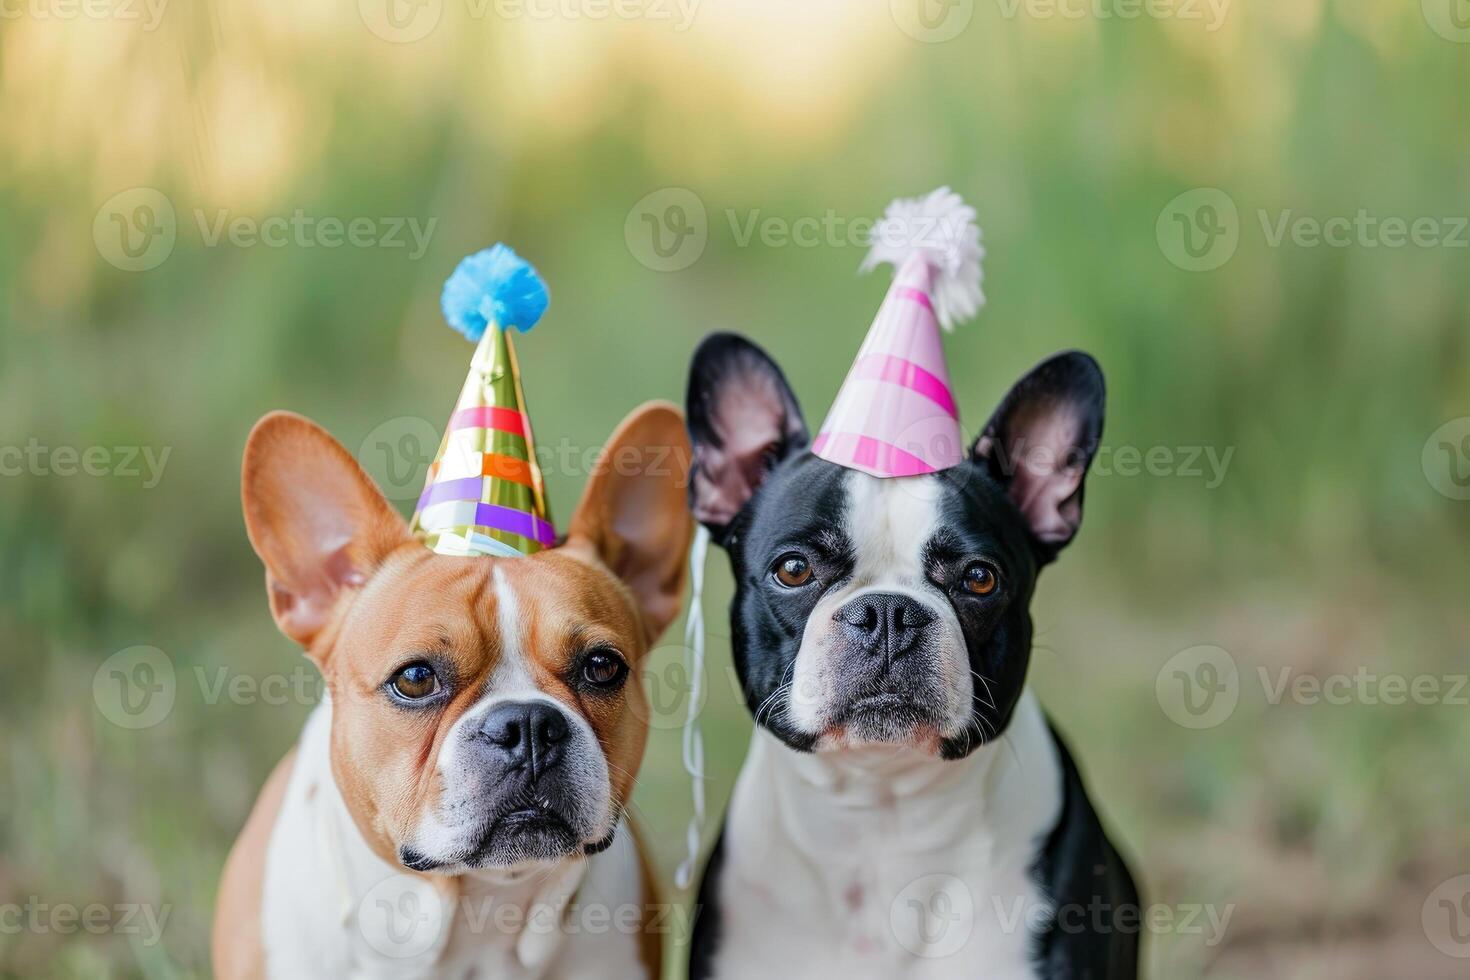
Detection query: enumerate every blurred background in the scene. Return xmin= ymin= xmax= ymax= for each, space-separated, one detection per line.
xmin=2 ymin=0 xmax=1468 ymax=976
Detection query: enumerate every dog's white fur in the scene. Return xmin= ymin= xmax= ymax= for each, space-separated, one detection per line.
xmin=712 ymin=695 xmax=1061 ymax=979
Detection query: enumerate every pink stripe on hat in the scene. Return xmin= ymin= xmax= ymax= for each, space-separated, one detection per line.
xmin=812 ymin=432 xmax=933 ymax=478
xmin=846 ymin=352 xmax=958 ymax=419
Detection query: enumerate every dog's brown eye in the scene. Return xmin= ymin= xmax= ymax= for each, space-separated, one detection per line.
xmin=391 ymin=663 xmax=439 ymax=700
xmin=582 ymin=650 xmax=627 ymax=689
xmin=961 ymin=563 xmax=998 ymax=596
xmin=774 ymin=554 xmax=813 ymax=588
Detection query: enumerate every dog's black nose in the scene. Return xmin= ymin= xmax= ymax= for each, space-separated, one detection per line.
xmin=837 ymin=592 xmax=934 ymax=663
xmin=479 ymin=701 xmax=570 ymax=781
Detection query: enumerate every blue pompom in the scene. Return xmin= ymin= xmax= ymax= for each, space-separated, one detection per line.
xmin=440 ymin=244 xmax=549 ymax=340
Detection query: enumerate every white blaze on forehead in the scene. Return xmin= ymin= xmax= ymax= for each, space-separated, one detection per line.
xmin=842 ymin=472 xmax=942 ymax=588
xmin=487 ymin=565 xmax=541 ymax=699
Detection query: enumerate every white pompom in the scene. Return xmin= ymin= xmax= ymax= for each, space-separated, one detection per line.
xmin=860 ymin=186 xmax=985 ymax=331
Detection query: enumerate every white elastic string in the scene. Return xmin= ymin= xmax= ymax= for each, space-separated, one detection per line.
xmin=674 ymin=524 xmax=710 ymax=891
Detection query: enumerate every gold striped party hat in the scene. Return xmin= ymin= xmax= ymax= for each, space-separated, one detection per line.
xmin=410 ymin=244 xmax=554 ymax=557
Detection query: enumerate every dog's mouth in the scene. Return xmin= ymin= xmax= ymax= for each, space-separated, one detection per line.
xmin=471 ymin=802 xmax=581 ymax=864
xmin=824 ymin=688 xmax=946 ymax=750
xmin=403 ymin=798 xmax=607 ymax=873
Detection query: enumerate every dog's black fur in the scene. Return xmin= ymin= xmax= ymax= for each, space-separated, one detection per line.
xmin=684 ymin=333 xmax=1140 ymax=979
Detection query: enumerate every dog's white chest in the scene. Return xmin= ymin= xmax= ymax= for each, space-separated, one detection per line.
xmin=709 ymin=692 xmax=1062 ymax=980
xmin=258 ymin=704 xmax=648 ymax=980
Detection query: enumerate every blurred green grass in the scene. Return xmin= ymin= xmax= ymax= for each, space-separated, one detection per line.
xmin=2 ymin=1 xmax=1469 ymax=976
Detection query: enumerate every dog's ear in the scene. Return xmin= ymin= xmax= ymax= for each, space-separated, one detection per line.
xmin=566 ymin=401 xmax=695 ymax=645
xmin=242 ymin=411 xmax=412 ymax=650
xmin=971 ymin=351 xmax=1105 ymax=563
xmin=684 ymin=332 xmax=808 ymax=543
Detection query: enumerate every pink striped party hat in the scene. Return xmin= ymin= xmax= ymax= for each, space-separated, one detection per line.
xmin=812 ymin=187 xmax=985 ymax=478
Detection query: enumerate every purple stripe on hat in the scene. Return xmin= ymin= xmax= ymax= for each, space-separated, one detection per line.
xmin=471 ymin=503 xmax=557 ymax=546
xmin=894 ymin=285 xmax=934 ymax=313
xmin=848 ymin=353 xmax=959 ymax=419
xmin=416 ymin=476 xmax=487 ymax=512
xmin=417 ymin=498 xmax=556 ymax=547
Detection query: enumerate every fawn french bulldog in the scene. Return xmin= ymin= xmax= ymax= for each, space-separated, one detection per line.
xmin=212 ymin=402 xmax=692 ymax=979
xmin=683 ymin=334 xmax=1140 ymax=979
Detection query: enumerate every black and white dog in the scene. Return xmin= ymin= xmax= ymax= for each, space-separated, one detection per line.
xmin=684 ymin=333 xmax=1140 ymax=979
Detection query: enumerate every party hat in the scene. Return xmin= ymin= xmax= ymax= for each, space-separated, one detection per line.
xmin=812 ymin=187 xmax=985 ymax=477
xmin=410 ymin=244 xmax=555 ymax=557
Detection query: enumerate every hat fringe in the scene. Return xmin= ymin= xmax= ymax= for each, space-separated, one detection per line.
xmin=860 ymin=186 xmax=985 ymax=331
